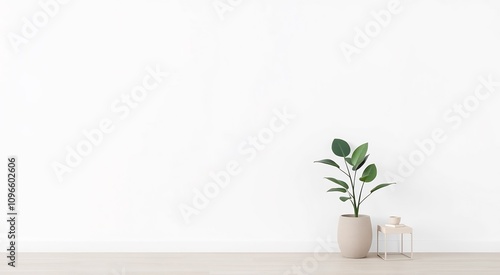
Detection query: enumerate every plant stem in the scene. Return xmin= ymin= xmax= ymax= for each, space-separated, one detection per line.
xmin=353 ymin=170 xmax=358 ymax=213
xmin=359 ymin=192 xmax=372 ymax=205
xmin=358 ymin=181 xmax=366 ymax=210
xmin=344 ymin=158 xmax=357 ymax=216
xmin=338 ymin=168 xmax=350 ymax=178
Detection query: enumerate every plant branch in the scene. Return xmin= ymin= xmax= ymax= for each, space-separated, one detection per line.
xmin=358 ymin=181 xmax=366 ymax=209
xmin=344 ymin=158 xmax=357 ymax=215
xmin=359 ymin=192 xmax=373 ymax=205
xmin=337 ymin=167 xmax=350 ymax=178
xmin=353 ymin=169 xmax=358 ymax=206
xmin=343 ymin=159 xmax=354 ymax=190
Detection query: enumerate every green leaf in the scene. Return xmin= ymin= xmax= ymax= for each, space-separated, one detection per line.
xmin=370 ymin=183 xmax=395 ymax=193
xmin=345 ymin=157 xmax=353 ymax=166
xmin=314 ymin=159 xmax=339 ymax=168
xmin=351 ymin=143 xmax=368 ymax=167
xmin=325 ymin=177 xmax=349 ymax=189
xmin=360 ymin=164 xmax=377 ymax=182
xmin=327 ymin=188 xmax=347 ymax=193
xmin=352 ymin=154 xmax=369 ymax=171
xmin=332 ymin=138 xmax=351 ymax=157
xmin=339 ymin=196 xmax=351 ymax=202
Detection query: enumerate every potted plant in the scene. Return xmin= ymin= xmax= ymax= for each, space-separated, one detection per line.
xmin=315 ymin=138 xmax=395 ymax=258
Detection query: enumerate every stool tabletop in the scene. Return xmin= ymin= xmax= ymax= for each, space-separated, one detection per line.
xmin=378 ymin=225 xmax=413 ymax=234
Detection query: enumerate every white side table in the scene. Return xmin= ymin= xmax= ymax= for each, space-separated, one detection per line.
xmin=377 ymin=225 xmax=413 ymax=260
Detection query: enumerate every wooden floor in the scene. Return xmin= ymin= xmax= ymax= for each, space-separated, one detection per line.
xmin=1 ymin=253 xmax=499 ymax=274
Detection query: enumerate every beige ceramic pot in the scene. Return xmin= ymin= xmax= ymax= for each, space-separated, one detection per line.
xmin=337 ymin=214 xmax=372 ymax=258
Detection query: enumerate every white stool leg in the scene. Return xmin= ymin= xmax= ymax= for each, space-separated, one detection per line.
xmin=411 ymin=232 xmax=413 ymax=259
xmin=384 ymin=233 xmax=387 ymax=260
xmin=401 ymin=233 xmax=403 ymax=254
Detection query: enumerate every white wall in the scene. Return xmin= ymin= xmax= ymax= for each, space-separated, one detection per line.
xmin=1 ymin=0 xmax=500 ymax=253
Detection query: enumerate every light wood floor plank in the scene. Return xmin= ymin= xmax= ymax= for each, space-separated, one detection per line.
xmin=0 ymin=253 xmax=499 ymax=274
